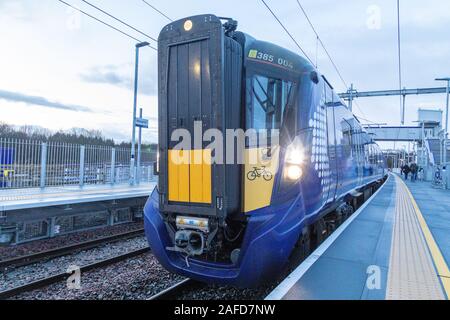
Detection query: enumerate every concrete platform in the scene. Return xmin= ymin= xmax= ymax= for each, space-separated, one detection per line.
xmin=0 ymin=182 xmax=156 ymax=212
xmin=266 ymin=174 xmax=450 ymax=300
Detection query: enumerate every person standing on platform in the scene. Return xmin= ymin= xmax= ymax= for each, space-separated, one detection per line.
xmin=410 ymin=162 xmax=418 ymax=181
xmin=418 ymin=166 xmax=424 ymax=181
xmin=401 ymin=163 xmax=410 ymax=180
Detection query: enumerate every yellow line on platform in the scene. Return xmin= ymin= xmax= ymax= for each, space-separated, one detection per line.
xmin=397 ymin=176 xmax=450 ymax=299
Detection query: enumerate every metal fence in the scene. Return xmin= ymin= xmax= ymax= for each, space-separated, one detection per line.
xmin=0 ymin=138 xmax=156 ymax=189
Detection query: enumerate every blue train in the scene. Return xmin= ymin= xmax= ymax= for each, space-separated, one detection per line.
xmin=144 ymin=14 xmax=387 ymax=287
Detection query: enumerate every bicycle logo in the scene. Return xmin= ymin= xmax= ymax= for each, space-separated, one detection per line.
xmin=246 ymin=166 xmax=273 ymax=181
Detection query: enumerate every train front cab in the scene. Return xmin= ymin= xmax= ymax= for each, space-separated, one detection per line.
xmin=144 ymin=14 xmax=312 ymax=287
xmin=144 ymin=14 xmax=387 ymax=288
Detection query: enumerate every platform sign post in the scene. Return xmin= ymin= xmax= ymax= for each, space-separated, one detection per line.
xmin=135 ymin=117 xmax=149 ymax=128
xmin=130 ymin=42 xmax=150 ymax=186
xmin=135 ymin=109 xmax=149 ymax=185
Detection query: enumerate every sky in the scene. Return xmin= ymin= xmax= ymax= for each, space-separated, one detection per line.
xmin=0 ymin=0 xmax=449 ymax=146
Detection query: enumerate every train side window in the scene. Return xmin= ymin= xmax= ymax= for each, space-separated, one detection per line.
xmin=369 ymin=144 xmax=376 ymax=165
xmin=342 ymin=122 xmax=352 ymax=157
xmin=353 ymin=126 xmax=364 ymax=165
xmin=325 ymin=82 xmax=333 ymax=104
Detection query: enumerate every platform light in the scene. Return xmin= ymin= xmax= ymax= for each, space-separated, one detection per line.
xmin=184 ymin=19 xmax=193 ymax=31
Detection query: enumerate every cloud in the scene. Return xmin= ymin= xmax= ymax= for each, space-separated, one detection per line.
xmin=0 ymin=0 xmax=29 ymax=20
xmin=0 ymin=89 xmax=93 ymax=112
xmin=79 ymin=64 xmax=157 ymax=96
xmin=80 ymin=65 xmax=129 ymax=87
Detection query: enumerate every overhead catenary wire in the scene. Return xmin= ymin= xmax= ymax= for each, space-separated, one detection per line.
xmin=56 ymin=0 xmax=157 ymax=50
xmin=397 ymin=0 xmax=403 ymax=124
xmin=81 ymin=0 xmax=158 ymax=42
xmin=295 ymin=0 xmax=348 ymax=89
xmin=393 ymin=0 xmax=403 ymax=150
xmin=356 ymin=114 xmax=380 ymax=125
xmin=294 ymin=1 xmax=369 ymax=119
xmin=141 ymin=0 xmax=173 ymax=21
xmin=315 ymin=35 xmax=319 ymax=68
xmin=353 ymin=100 xmax=369 ymax=120
xmin=260 ymin=0 xmax=315 ymax=66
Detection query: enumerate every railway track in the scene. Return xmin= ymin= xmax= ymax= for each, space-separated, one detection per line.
xmin=0 ymin=246 xmax=150 ymax=300
xmin=148 ymin=278 xmax=203 ymax=300
xmin=0 ymin=228 xmax=145 ymax=269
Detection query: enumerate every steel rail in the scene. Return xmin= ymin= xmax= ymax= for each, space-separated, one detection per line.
xmin=148 ymin=278 xmax=202 ymax=300
xmin=0 ymin=228 xmax=145 ymax=269
xmin=0 ymin=246 xmax=150 ymax=300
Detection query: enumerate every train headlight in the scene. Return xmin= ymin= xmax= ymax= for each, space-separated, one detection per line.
xmin=286 ymin=165 xmax=303 ymax=180
xmin=284 ymin=138 xmax=305 ymax=181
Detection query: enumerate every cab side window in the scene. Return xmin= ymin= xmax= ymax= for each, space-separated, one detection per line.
xmin=246 ymin=73 xmax=296 ymax=146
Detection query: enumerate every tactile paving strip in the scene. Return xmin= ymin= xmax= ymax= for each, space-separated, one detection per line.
xmin=386 ymin=176 xmax=445 ymax=300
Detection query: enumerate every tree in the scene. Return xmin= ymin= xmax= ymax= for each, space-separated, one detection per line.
xmin=0 ymin=122 xmax=157 ymax=151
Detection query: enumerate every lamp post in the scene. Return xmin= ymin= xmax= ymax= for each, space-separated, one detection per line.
xmin=130 ymin=42 xmax=150 ymax=185
xmin=347 ymin=83 xmax=354 ymax=112
xmin=438 ymin=129 xmax=445 ymax=167
xmin=435 ymin=77 xmax=450 ymax=189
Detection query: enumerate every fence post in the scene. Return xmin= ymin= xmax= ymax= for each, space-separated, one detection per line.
xmin=110 ymin=148 xmax=116 ymax=185
xmin=40 ymin=142 xmax=47 ymax=189
xmin=79 ymin=145 xmax=85 ymax=187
